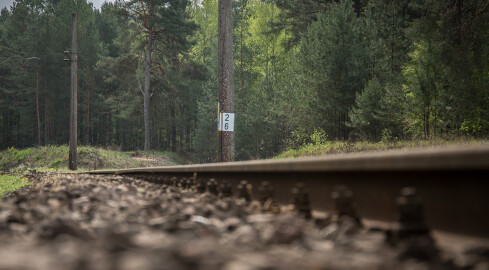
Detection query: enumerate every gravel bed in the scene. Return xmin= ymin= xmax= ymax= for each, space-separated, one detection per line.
xmin=0 ymin=172 xmax=487 ymax=270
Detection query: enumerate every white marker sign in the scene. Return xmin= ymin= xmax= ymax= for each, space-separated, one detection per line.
xmin=218 ymin=112 xmax=235 ymax=132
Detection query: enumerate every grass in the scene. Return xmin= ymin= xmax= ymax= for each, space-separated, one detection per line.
xmin=0 ymin=175 xmax=29 ymax=198
xmin=274 ymin=138 xmax=489 ymax=159
xmin=0 ymin=145 xmax=184 ymax=197
xmin=0 ymin=145 xmax=183 ymax=174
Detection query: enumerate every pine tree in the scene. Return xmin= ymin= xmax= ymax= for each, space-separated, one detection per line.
xmin=403 ymin=0 xmax=489 ymax=137
xmin=124 ymin=0 xmax=197 ymax=150
xmin=348 ymin=0 xmax=411 ymax=140
xmin=298 ymin=0 xmax=367 ymax=139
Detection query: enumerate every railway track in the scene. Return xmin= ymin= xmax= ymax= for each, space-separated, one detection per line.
xmin=89 ymin=145 xmax=489 ymax=239
xmin=2 ymin=145 xmax=489 ymax=269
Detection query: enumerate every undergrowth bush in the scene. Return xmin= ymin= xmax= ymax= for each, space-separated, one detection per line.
xmin=0 ymin=175 xmax=29 ymax=198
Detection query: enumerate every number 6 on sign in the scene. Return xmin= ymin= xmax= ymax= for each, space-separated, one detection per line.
xmin=218 ymin=112 xmax=235 ymax=132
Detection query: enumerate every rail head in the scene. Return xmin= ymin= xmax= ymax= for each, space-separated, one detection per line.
xmin=84 ymin=144 xmax=489 ymax=175
xmin=81 ymin=144 xmax=489 ymax=238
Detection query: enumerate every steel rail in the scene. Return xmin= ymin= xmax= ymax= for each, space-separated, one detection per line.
xmin=86 ymin=145 xmax=489 ymax=238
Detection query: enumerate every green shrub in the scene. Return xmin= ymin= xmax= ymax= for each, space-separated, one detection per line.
xmin=14 ymin=149 xmax=32 ymax=162
xmin=49 ymin=158 xmax=62 ymax=169
xmin=0 ymin=175 xmax=29 ymax=198
xmin=310 ymin=129 xmax=327 ymax=146
xmin=381 ymin=129 xmax=397 ymax=143
xmin=287 ymin=128 xmax=328 ymax=149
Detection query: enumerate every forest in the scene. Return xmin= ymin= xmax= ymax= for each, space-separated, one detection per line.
xmin=1 ymin=0 xmax=488 ymax=162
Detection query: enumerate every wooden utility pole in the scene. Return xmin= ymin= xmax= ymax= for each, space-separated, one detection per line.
xmin=35 ymin=60 xmax=40 ymax=147
xmin=26 ymin=56 xmax=41 ymax=147
xmin=69 ymin=13 xmax=78 ymax=170
xmin=218 ymin=0 xmax=234 ymax=162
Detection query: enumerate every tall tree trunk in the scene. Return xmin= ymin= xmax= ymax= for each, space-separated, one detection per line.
xmin=108 ymin=112 xmax=112 ymax=146
xmin=0 ymin=109 xmax=3 ymax=147
xmin=101 ymin=114 xmax=106 ymax=146
xmin=86 ymin=65 xmax=91 ymax=145
xmin=144 ymin=31 xmax=152 ymax=151
xmin=35 ymin=62 xmax=41 ymax=146
xmin=171 ymin=105 xmax=176 ymax=151
xmin=240 ymin=23 xmax=244 ymax=88
xmin=218 ymin=0 xmax=234 ymax=161
xmin=44 ymin=92 xmax=49 ymax=145
xmin=16 ymin=111 xmax=20 ymax=146
xmin=203 ymin=10 xmax=207 ymax=63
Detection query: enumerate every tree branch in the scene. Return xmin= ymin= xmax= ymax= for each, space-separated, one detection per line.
xmin=171 ymin=55 xmax=186 ymax=68
xmin=150 ymin=64 xmax=165 ymax=73
xmin=128 ymin=55 xmax=143 ymax=64
xmin=137 ymin=77 xmax=144 ymax=96
xmin=475 ymin=1 xmax=489 ymax=17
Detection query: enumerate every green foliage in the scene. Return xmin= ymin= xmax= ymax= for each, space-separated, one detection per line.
xmin=348 ymin=77 xmax=405 ymax=141
xmin=0 ymin=175 xmax=29 ymax=198
xmin=287 ymin=128 xmax=327 ymax=149
xmin=0 ymin=0 xmax=201 ymax=153
xmin=275 ymin=139 xmax=487 ymax=159
xmin=274 ymin=0 xmax=367 ymax=47
xmin=48 ymin=158 xmax=62 ymax=169
xmin=402 ymin=0 xmax=489 ymax=138
xmin=190 ymin=0 xmax=219 ymax=162
xmin=286 ymin=127 xmax=309 ymax=149
xmin=193 ymin=85 xmax=218 ymax=162
xmin=296 ymin=0 xmax=368 ymax=140
xmin=14 ymin=149 xmax=32 ymax=162
xmin=349 ymin=77 xmax=385 ymax=140
xmin=347 ymin=0 xmax=410 ymax=141
xmin=380 ymin=128 xmax=397 ymax=143
xmin=460 ymin=109 xmax=489 ymax=136
xmin=1 ymin=0 xmax=488 ymax=163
